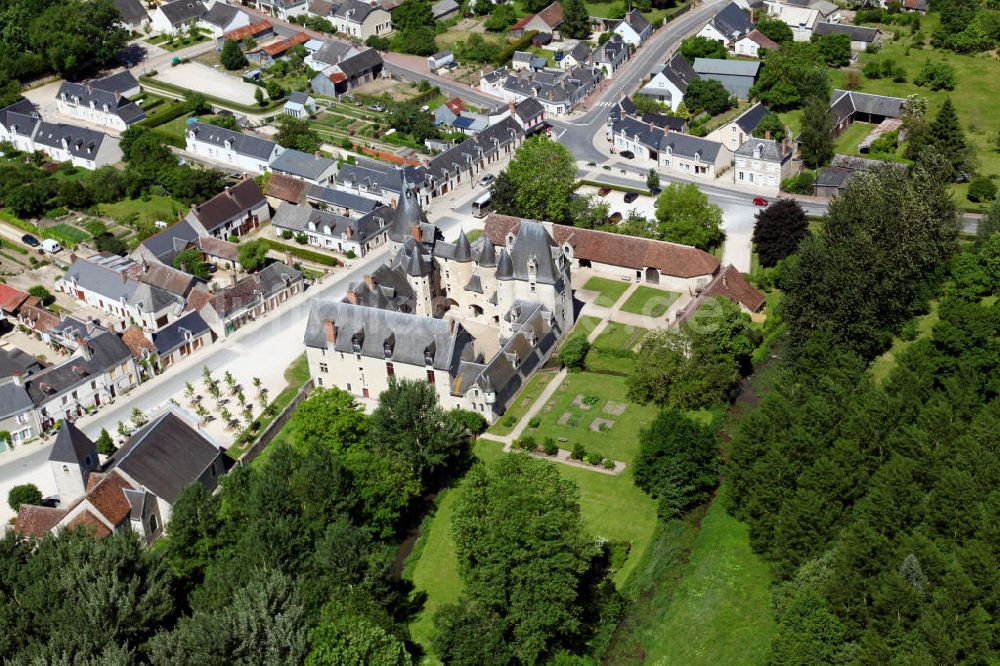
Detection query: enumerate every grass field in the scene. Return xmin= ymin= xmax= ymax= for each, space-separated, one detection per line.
xmin=485 ymin=370 xmax=558 ymax=436
xmin=620 ymin=286 xmax=681 ymax=318
xmin=583 ymin=275 xmax=631 ymax=307
xmin=47 ymin=223 xmax=90 ymax=244
xmin=607 ymin=487 xmax=775 ymax=665
xmin=835 ymin=14 xmax=1000 ymax=209
xmin=99 ymin=196 xmax=183 ymax=225
xmin=833 ymin=121 xmax=876 ymax=156
xmin=592 ymin=321 xmax=646 ymax=352
xmin=405 ymin=437 xmax=659 ymax=663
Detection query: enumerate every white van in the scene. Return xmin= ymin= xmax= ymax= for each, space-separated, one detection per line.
xmin=40 ymin=239 xmax=62 ymax=254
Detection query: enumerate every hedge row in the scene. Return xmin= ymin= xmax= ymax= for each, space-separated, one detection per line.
xmin=262 ymin=239 xmax=339 ymax=267
xmin=494 ymin=30 xmax=539 ymax=67
xmin=138 ymin=76 xmax=287 ymax=115
xmin=0 ymin=210 xmax=81 ymax=248
xmin=140 ymin=100 xmax=189 ymax=129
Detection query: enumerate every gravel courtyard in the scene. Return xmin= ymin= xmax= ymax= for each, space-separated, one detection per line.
xmin=152 ymin=62 xmax=259 ymax=106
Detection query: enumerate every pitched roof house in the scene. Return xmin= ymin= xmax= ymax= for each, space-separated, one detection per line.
xmin=184 ymin=122 xmax=284 ymax=175
xmin=185 ymin=177 xmax=271 ymax=239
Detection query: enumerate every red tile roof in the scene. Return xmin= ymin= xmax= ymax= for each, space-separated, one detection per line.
xmin=86 ymin=470 xmax=134 ymax=527
xmin=260 ymin=31 xmax=310 ymax=57
xmin=510 ymin=14 xmax=533 ymax=30
xmin=18 ymin=301 xmax=60 ymax=334
xmin=195 ymin=236 xmax=239 ymax=262
xmin=121 ymin=326 xmax=156 ymax=359
xmin=536 ymin=1 xmax=564 ymax=28
xmin=484 ymin=214 xmax=720 ymax=278
xmin=445 ymin=97 xmax=466 ymax=114
xmin=223 ymin=19 xmax=272 ymax=42
xmin=66 ymin=509 xmax=113 ymax=539
xmin=328 ymin=71 xmax=348 ymax=83
xmin=265 ymin=172 xmax=308 ymax=204
xmin=14 ymin=505 xmax=67 ymax=539
xmin=700 ymin=264 xmax=765 ymax=312
xmin=0 ymin=283 xmax=29 ymax=313
xmin=745 ymin=29 xmax=779 ymax=50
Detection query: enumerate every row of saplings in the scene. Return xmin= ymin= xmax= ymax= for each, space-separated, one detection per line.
xmin=512 ymin=424 xmax=616 ymax=469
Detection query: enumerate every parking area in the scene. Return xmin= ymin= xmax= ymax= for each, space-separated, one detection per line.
xmin=152 ymin=62 xmax=259 ymax=106
xmin=578 ymin=184 xmax=658 ymax=221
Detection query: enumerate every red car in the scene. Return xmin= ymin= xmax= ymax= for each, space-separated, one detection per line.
xmin=598 ymin=187 xmax=611 ymax=197
xmin=753 ymin=196 xmax=769 ymax=206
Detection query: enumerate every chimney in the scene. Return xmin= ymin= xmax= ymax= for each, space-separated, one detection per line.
xmin=12 ymin=371 xmax=22 ymax=387
xmin=324 ymin=320 xmax=337 ymax=342
xmin=764 ymin=130 xmax=771 ymax=140
xmin=115 ymin=90 xmax=121 ymax=102
xmin=411 ymin=224 xmax=422 ymax=243
xmin=345 ymin=291 xmax=358 ymax=304
xmin=448 ymin=318 xmax=455 ymax=334
xmin=363 ymin=275 xmax=375 ymax=290
xmin=508 ymin=100 xmax=516 ymax=115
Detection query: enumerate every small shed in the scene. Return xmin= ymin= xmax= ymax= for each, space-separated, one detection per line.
xmin=427 ymin=50 xmax=455 ymax=69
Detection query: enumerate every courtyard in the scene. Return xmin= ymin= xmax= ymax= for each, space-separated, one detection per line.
xmin=151 ymin=62 xmax=260 ymax=106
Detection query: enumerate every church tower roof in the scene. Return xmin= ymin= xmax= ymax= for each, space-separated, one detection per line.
xmin=389 ymin=175 xmax=428 ymax=243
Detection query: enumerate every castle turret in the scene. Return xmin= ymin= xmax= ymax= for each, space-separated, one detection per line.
xmin=478 ymin=236 xmax=497 ymax=267
xmin=453 ymin=230 xmax=473 ymax=262
xmin=389 ymin=175 xmax=429 ymax=252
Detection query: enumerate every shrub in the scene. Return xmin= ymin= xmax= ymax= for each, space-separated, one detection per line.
xmin=558 ymin=333 xmax=590 ymax=371
xmin=603 ymin=458 xmax=616 ymax=469
xmin=345 ymin=250 xmax=357 ymax=259
xmin=450 ymin=408 xmax=487 ymax=434
xmin=527 ymin=416 xmax=541 ymax=428
xmin=294 ymin=232 xmax=308 ymax=244
xmin=542 ymin=437 xmax=559 ymax=455
xmin=501 ymin=415 xmax=517 ymax=428
xmin=586 ymin=452 xmax=603 ymax=466
xmin=967 ymin=176 xmax=997 ymax=203
xmin=782 ymin=171 xmax=816 ymax=195
xmin=899 ymin=319 xmax=920 ymax=341
xmin=8 ymin=483 xmax=41 ymax=511
xmin=515 ymin=434 xmax=537 ymax=451
xmin=281 ymin=229 xmax=293 ymax=240
xmin=571 ymin=443 xmax=586 ymax=460
xmin=582 ymin=394 xmax=600 ymax=406
xmin=27 ymin=285 xmax=52 ymax=304
xmin=914 ymin=61 xmax=956 ymax=91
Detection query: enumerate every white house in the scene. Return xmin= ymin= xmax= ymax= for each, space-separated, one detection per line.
xmin=113 ymin=0 xmax=151 ymax=31
xmin=150 ymin=0 xmax=207 ymax=34
xmin=696 ymin=2 xmax=754 ymax=50
xmin=55 ymin=72 xmax=145 ymax=132
xmin=32 ymin=123 xmax=122 ymax=170
xmin=613 ymin=8 xmax=652 ymax=46
xmin=640 ymin=53 xmax=698 ymax=111
xmin=184 ymin=122 xmax=284 ymax=174
xmin=332 ymin=0 xmax=392 ymax=40
xmin=269 ymin=148 xmax=337 ymax=186
xmin=735 ymin=28 xmax=779 ymax=57
xmin=198 ymin=2 xmax=252 ymax=37
xmin=765 ymin=3 xmax=819 ymax=41
xmin=283 ymin=91 xmax=317 ymax=118
xmin=733 ymin=137 xmax=794 ymax=194
xmin=246 ymin=0 xmax=310 ymax=20
xmin=272 ymin=202 xmax=392 ymax=256
xmin=658 ymin=132 xmax=732 ymax=180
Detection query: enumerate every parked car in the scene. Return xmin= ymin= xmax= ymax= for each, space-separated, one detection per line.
xmin=753 ymin=196 xmax=769 ymax=206
xmin=40 ymin=239 xmax=62 ymax=254
xmin=623 ymin=192 xmax=639 ymax=203
xmin=607 ymin=212 xmax=623 ymax=225
xmin=649 ymin=186 xmax=662 ymax=196
xmin=21 ymin=234 xmax=39 ymax=247
xmin=479 ymin=173 xmax=496 ymax=187
xmin=367 ymin=104 xmax=385 ymax=112
xmin=598 ymin=186 xmax=611 ymax=197
xmin=619 ymin=150 xmax=635 ymax=159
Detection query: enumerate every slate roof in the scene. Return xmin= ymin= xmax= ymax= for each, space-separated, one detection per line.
xmin=485 ymin=215 xmax=720 ymax=278
xmin=26 ymin=333 xmax=133 ymax=406
xmin=735 ymin=136 xmax=784 ymax=161
xmin=814 ymin=22 xmax=880 ymax=42
xmin=659 ymin=52 xmax=699 ymax=93
xmin=568 ymin=42 xmax=591 ymax=64
xmin=508 ymin=221 xmax=561 ymax=284
xmin=307 ymin=185 xmax=382 ymax=213
xmin=186 ymin=122 xmax=278 ymax=160
xmin=711 ymin=2 xmax=753 ymax=38
xmin=304 ymin=299 xmax=475 ymax=371
xmin=640 ymin=112 xmax=686 ymax=131
xmin=33 ymin=123 xmax=114 ymax=160
xmin=0 ymin=347 xmax=42 ymax=380
xmin=189 ymin=178 xmax=267 ymax=234
xmin=0 ymin=383 xmax=34 ymax=420
xmin=611 ymin=115 xmax=665 ymax=151
xmin=49 ymin=420 xmax=97 ymax=465
xmin=828 ymin=89 xmax=905 ymax=125
xmin=334 ymin=0 xmax=380 ymax=21
xmin=152 ymin=311 xmax=211 ymax=356
xmin=137 ymin=219 xmax=201 ymax=264
xmin=91 ymin=71 xmax=140 ymax=96
xmin=287 ymin=91 xmax=312 ymax=106
xmin=195 ymin=236 xmax=240 ymax=262
xmin=201 ymin=2 xmax=246 ymax=27
xmin=207 ymin=262 xmax=302 ymax=319
xmin=271 ymin=202 xmax=390 ymax=243
xmin=310 ymin=40 xmax=357 ymax=67
xmin=734 ymin=102 xmax=769 ymax=134
xmin=515 ymin=97 xmax=545 ymax=122
xmin=693 ymin=57 xmax=760 ymax=77
xmin=345 ymin=263 xmax=416 ymax=312
xmin=660 ymin=131 xmax=725 ymax=162
xmin=158 ymin=0 xmax=207 ymax=25
xmin=269 ymin=148 xmax=335 ymax=181
xmin=63 ymin=257 xmax=184 ymax=313
xmin=0 ymin=99 xmax=38 ymax=134
xmin=623 ymin=8 xmax=651 ymax=34
xmin=113 ymin=0 xmax=149 ymax=23
xmin=426 ymin=117 xmax=524 ymax=184
xmin=815 ymin=165 xmax=853 ymax=188
xmin=127 ymin=262 xmax=200 ymax=297
xmin=109 ymin=411 xmax=221 ymax=505
xmin=334 ymin=48 xmax=383 ymax=78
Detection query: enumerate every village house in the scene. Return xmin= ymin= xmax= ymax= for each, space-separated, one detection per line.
xmin=185 ymin=177 xmax=272 ymax=240
xmin=113 ymin=0 xmax=150 ymax=31
xmin=734 ymin=28 xmax=779 ymax=57
xmin=334 ymin=159 xmax=432 ymax=206
xmin=32 ymin=122 xmax=122 ymax=170
xmin=696 ymin=2 xmax=754 ymax=50
xmin=268 ymin=148 xmax=336 ymax=185
xmin=0 ymin=380 xmax=42 ymax=447
xmin=55 ymin=71 xmax=145 ymax=131
xmin=271 ymin=202 xmax=392 ymax=256
xmin=150 ymin=0 xmax=207 ymax=34
xmin=612 ymin=8 xmax=653 ymax=46
xmin=310 ymin=48 xmax=384 ymax=97
xmin=332 ymin=0 xmax=392 ymax=40
xmin=198 ymin=2 xmax=252 ymax=37
xmin=594 ymin=37 xmax=627 ymax=76
xmin=509 ymin=2 xmax=564 ymax=38
xmin=424 ymin=117 xmax=525 ymax=197
xmin=640 ymin=53 xmax=698 ymax=111
xmin=246 ymin=0 xmax=310 ymax=20
xmin=184 ymin=122 xmax=284 ymax=174
xmin=765 ymin=2 xmax=819 ymax=41
xmin=151 ymin=310 xmax=214 ymax=370
xmin=813 ymin=22 xmax=882 ymax=51
xmin=197 ymin=262 xmax=304 ymax=336
xmin=283 ymin=91 xmax=317 ymax=119
xmin=732 ymin=137 xmax=795 ymax=194
xmin=707 ymin=101 xmax=770 ymax=151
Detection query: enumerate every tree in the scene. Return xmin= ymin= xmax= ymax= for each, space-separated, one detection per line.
xmin=798 ymin=95 xmax=834 ymax=168
xmin=27 ymin=285 xmax=51 ymax=303
xmin=173 ymin=248 xmax=211 ymax=279
xmin=914 ymin=60 xmax=956 ymax=91
xmin=7 ymin=185 xmax=47 ymax=219
xmin=646 ymin=167 xmax=660 ymax=191
xmin=631 ymin=93 xmax=665 ymax=115
xmin=237 ymin=239 xmax=271 ymax=272
xmin=369 ymin=378 xmax=466 ymax=484
xmin=184 ymin=93 xmax=210 ymax=115
xmin=443 ymin=454 xmax=600 ymax=664
xmin=290 ymin=388 xmax=370 ymax=454
xmin=484 ymin=3 xmax=518 ymax=30
xmin=679 ymin=35 xmax=728 ymax=61
xmin=812 ymin=33 xmax=851 ymax=67
xmin=751 ymin=42 xmax=830 ymax=110
xmin=654 ymin=182 xmax=725 ymax=250
xmin=96 ymin=428 xmax=116 ymax=456
xmin=488 ymin=169 xmax=517 ymax=215
xmin=968 ymin=176 xmax=997 ymax=203
xmin=674 ymin=99 xmax=691 ymax=120
xmin=901 ymin=94 xmax=930 ymax=160
xmin=307 ymin=615 xmax=412 ymax=665
xmin=752 ymin=199 xmax=809 ymax=267
xmin=753 ymin=112 xmax=786 ymax=142
xmin=8 ymin=483 xmax=42 ymax=511
xmin=927 ymin=98 xmax=968 ymax=180
xmin=221 ymin=38 xmax=248 ymax=70
xmin=633 ymin=408 xmax=720 ymax=519
xmin=390 ymin=25 xmax=438 ymax=56
xmin=255 ymin=86 xmax=266 ymax=107
xmin=502 ymin=136 xmax=577 ymax=224
xmin=683 ymin=79 xmax=732 ymax=115
xmin=561 ymin=0 xmax=590 ymax=39
xmin=756 ymin=17 xmax=794 ymax=43
xmin=392 ymin=0 xmax=434 ymax=31
xmin=557 ymin=332 xmax=590 ymax=370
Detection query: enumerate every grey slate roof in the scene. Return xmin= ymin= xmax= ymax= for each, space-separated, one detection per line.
xmin=152 ymin=311 xmax=210 ymax=356
xmin=660 ymin=52 xmax=699 ymax=93
xmin=735 ymin=137 xmax=782 ymax=160
xmin=693 ymin=57 xmax=760 ymax=77
xmin=137 ymin=219 xmax=200 ymax=264
xmin=113 ymin=0 xmax=149 ymax=22
xmin=159 ymin=0 xmax=207 ymax=25
xmin=828 ymin=90 xmax=905 ymax=125
xmin=310 ymin=40 xmax=356 ymax=67
xmin=307 ymin=185 xmax=381 ymax=213
xmin=186 ymin=122 xmax=277 ymax=160
xmin=641 ymin=112 xmax=686 ymax=131
xmin=623 ymin=8 xmax=651 ymax=34
xmin=64 ymin=258 xmax=183 ymax=313
xmin=335 ymin=48 xmax=383 ymax=78
xmin=0 ymin=383 xmax=34 ymax=421
xmin=188 ymin=177 xmax=267 ymax=234
xmin=287 ymin=91 xmax=311 ymax=106
xmin=495 ymin=248 xmax=513 ymax=280
xmin=477 ymin=236 xmax=498 ymax=267
xmin=814 ymin=22 xmax=879 ymax=41
xmin=611 ymin=115 xmax=664 ymax=150
xmin=426 ymin=117 xmax=524 ymax=183
xmin=200 ymin=2 xmax=246 ymax=27
xmin=271 ymin=202 xmax=389 ymax=242
xmin=109 ymin=411 xmax=221 ymax=505
xmin=711 ymin=2 xmax=753 ymax=38
xmin=334 ymin=0 xmax=379 ymax=22
xmin=49 ymin=421 xmax=96 ymax=465
xmin=660 ymin=132 xmax=724 ymax=162
xmin=0 ymin=99 xmax=39 ymax=134
xmin=91 ymin=71 xmax=140 ymax=96
xmin=568 ymin=42 xmax=591 ymax=63
xmin=0 ymin=348 xmax=42 ymax=381
xmin=515 ymin=97 xmax=545 ymax=122
xmin=304 ymin=299 xmax=474 ymax=371
xmin=735 ymin=102 xmax=769 ymax=134
xmin=453 ymin=230 xmax=473 ymax=262
xmin=346 ymin=263 xmax=416 ymax=312
xmin=26 ymin=332 xmax=133 ymax=406
xmin=508 ymin=220 xmax=560 ymax=285
xmin=57 ymin=80 xmax=145 ymax=125
xmin=269 ymin=148 xmax=335 ymax=181
xmin=33 ymin=123 xmax=113 ymax=160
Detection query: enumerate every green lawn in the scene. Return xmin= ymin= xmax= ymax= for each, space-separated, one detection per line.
xmin=833 ymin=121 xmax=875 ymax=156
xmin=465 ymin=228 xmax=483 ymax=243
xmin=869 ymin=301 xmax=939 ymax=384
xmin=583 ymin=276 xmax=631 ymax=307
xmin=619 ymin=286 xmax=681 ymax=318
xmin=607 ymin=487 xmax=775 ymax=665
xmin=485 ymin=370 xmax=558 ymax=437
xmin=47 ymin=223 xmax=90 ymax=244
xmin=522 ymin=371 xmax=658 ymax=464
xmin=156 ymin=113 xmax=195 ymax=142
xmin=406 ymin=438 xmax=659 ymax=663
xmin=238 ymin=354 xmax=312 ymax=463
xmin=100 ymin=196 xmax=183 ymax=225
xmin=836 ymin=13 xmax=1000 ymax=209
xmin=591 ymin=321 xmax=646 ymax=352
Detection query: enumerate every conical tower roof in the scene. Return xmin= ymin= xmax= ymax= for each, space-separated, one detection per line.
xmin=478 ymin=236 xmax=497 ymax=267
xmin=49 ymin=420 xmax=96 ymax=465
xmin=390 ymin=175 xmax=428 ymax=242
xmin=495 ymin=248 xmax=513 ymax=280
xmin=403 ymin=245 xmax=431 ymax=277
xmin=453 ymin=230 xmax=473 ymax=262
